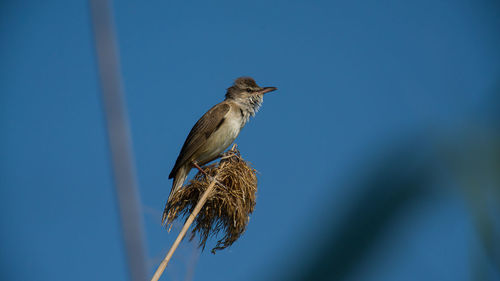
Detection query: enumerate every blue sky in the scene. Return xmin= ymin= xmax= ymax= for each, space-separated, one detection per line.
xmin=1 ymin=0 xmax=499 ymax=280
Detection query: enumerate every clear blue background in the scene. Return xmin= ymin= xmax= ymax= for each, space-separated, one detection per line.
xmin=1 ymin=0 xmax=499 ymax=280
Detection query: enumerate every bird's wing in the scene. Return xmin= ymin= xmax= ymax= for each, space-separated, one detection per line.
xmin=168 ymin=102 xmax=231 ymax=179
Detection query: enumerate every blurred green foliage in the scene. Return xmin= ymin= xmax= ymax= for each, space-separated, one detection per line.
xmin=272 ymin=92 xmax=500 ymax=281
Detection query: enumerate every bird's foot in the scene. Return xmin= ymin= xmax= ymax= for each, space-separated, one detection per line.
xmin=219 ymin=144 xmax=240 ymax=160
xmin=219 ymin=151 xmax=237 ymax=160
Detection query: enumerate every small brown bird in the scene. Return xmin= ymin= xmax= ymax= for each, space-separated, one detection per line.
xmin=163 ymin=77 xmax=277 ymax=219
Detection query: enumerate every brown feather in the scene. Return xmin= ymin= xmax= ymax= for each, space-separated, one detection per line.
xmin=168 ymin=102 xmax=231 ymax=179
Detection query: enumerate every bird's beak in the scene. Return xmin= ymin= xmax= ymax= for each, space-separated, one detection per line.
xmin=258 ymin=87 xmax=277 ymax=95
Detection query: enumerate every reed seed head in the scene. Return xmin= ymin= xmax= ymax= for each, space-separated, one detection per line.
xmin=164 ymin=148 xmax=258 ymax=253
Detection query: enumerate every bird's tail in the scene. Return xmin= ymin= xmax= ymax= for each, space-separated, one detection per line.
xmin=162 ymin=165 xmax=189 ymax=225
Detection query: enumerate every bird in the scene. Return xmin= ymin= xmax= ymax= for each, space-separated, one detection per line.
xmin=163 ymin=77 xmax=277 ymax=222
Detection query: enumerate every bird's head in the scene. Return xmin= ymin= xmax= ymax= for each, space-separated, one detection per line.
xmin=225 ymin=77 xmax=277 ymax=101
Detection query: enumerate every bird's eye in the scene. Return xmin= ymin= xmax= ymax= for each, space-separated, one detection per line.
xmin=246 ymin=88 xmax=253 ymax=92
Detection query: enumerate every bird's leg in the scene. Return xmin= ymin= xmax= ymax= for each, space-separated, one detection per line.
xmin=192 ymin=161 xmax=210 ymax=177
xmin=191 ymin=161 xmax=228 ymax=190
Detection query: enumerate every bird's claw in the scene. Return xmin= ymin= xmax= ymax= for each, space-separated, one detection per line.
xmin=220 ymin=151 xmax=237 ymax=160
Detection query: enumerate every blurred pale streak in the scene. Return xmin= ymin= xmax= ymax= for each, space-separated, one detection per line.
xmin=89 ymin=0 xmax=148 ymax=280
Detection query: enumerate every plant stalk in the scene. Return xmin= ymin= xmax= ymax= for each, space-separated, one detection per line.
xmin=151 ymin=179 xmax=217 ymax=281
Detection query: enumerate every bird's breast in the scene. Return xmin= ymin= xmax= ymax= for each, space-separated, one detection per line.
xmin=196 ymin=110 xmax=243 ymax=164
xmin=212 ymin=113 xmax=242 ymax=144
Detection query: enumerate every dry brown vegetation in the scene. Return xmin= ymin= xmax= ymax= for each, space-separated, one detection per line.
xmin=163 ymin=147 xmax=258 ymax=253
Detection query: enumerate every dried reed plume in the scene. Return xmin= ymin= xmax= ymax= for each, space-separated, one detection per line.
xmin=164 ymin=147 xmax=258 ymax=253
xmin=151 ymin=146 xmax=257 ymax=281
